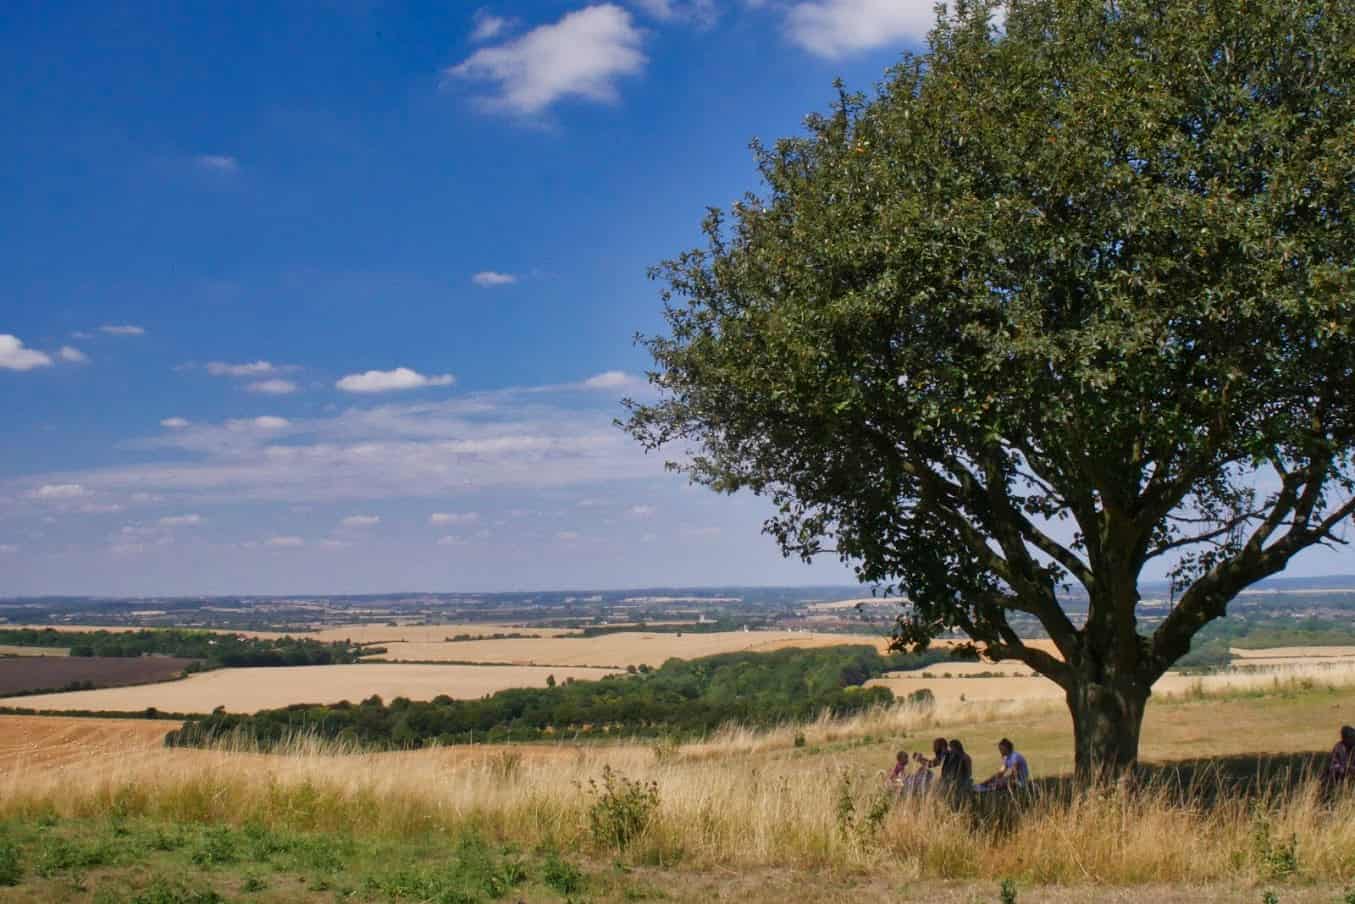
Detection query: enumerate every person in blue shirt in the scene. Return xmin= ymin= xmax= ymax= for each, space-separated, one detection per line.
xmin=978 ymin=738 xmax=1030 ymax=791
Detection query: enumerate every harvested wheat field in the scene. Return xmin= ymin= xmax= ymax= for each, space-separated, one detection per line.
xmin=306 ymin=622 xmax=578 ymax=644
xmin=869 ymin=658 xmax=1355 ymax=708
xmin=372 ymin=629 xmax=888 ymax=667
xmin=0 ymin=715 xmax=172 ymax=770
xmin=6 ymin=663 xmax=618 ymax=714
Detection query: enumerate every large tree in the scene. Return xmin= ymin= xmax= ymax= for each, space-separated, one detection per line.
xmin=624 ymin=0 xmax=1355 ymax=780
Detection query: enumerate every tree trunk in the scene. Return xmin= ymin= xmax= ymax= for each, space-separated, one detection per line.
xmin=1067 ymin=676 xmax=1150 ymax=784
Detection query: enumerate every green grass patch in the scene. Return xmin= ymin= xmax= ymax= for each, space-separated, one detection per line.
xmin=0 ymin=815 xmax=605 ymax=903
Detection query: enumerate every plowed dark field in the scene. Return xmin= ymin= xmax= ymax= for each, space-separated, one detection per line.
xmin=0 ymin=656 xmax=197 ymax=697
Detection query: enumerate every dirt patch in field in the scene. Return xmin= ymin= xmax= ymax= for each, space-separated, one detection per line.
xmin=0 ymin=657 xmax=197 ymax=697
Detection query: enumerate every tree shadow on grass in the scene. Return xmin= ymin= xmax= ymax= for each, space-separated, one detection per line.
xmin=967 ymin=751 xmax=1336 ymax=829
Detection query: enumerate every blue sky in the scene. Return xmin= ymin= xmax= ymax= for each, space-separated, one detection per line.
xmin=2 ymin=0 xmax=952 ymax=595
xmin=4 ymin=1 xmax=1350 ymax=596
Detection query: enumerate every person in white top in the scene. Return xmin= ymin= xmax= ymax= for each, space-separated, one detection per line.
xmin=978 ymin=738 xmax=1030 ymax=791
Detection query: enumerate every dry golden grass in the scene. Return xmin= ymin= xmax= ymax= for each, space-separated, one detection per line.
xmin=373 ymin=629 xmax=889 ymax=667
xmin=3 ymin=673 xmax=1354 ymax=887
xmin=7 ymin=662 xmax=617 ymax=713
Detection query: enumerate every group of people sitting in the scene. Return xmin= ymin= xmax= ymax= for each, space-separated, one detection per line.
xmin=884 ymin=725 xmax=1355 ymax=797
xmin=886 ymin=736 xmax=1030 ymax=795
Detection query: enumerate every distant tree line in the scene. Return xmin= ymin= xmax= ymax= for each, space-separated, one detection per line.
xmin=165 ymin=645 xmax=960 ymax=750
xmin=0 ymin=628 xmax=370 ymax=669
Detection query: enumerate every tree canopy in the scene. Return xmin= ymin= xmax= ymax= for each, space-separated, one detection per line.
xmin=624 ymin=0 xmax=1355 ymax=778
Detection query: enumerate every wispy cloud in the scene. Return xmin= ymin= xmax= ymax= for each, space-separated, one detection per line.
xmin=247 ymin=378 xmax=298 ymax=395
xmin=226 ymin=416 xmax=290 ymax=431
xmin=160 ymin=417 xmax=191 ymax=429
xmin=784 ymin=0 xmax=937 ymax=58
xmin=98 ymin=324 xmax=146 ymax=336
xmin=581 ymin=370 xmax=637 ymax=390
xmin=627 ymin=0 xmax=716 ymax=26
xmin=266 ymin=535 xmax=305 ymax=548
xmin=340 ymin=514 xmax=381 ymax=529
xmin=448 ymin=4 xmax=647 ymax=116
xmin=195 ymin=154 xmax=239 ymax=173
xmin=471 ymin=270 xmax=518 ymax=287
xmin=0 ymin=335 xmax=53 ymax=371
xmin=29 ymin=483 xmax=90 ymax=500
xmin=159 ymin=514 xmax=203 ymax=526
xmin=336 ymin=367 xmax=455 ymax=394
xmin=204 ymin=361 xmax=288 ymax=377
xmin=470 ymin=8 xmax=512 ymax=42
xmin=14 ymin=379 xmax=666 ymax=508
xmin=58 ymin=346 xmax=89 ymax=364
xmin=430 ymin=512 xmax=480 ymax=525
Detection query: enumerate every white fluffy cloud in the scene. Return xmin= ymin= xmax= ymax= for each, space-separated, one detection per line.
xmin=161 ymin=417 xmax=191 ymax=429
xmin=195 ymin=154 xmax=239 ymax=172
xmin=785 ymin=0 xmax=936 ymax=57
xmin=159 ymin=514 xmax=203 ymax=526
xmin=205 ymin=360 xmax=280 ymax=377
xmin=98 ymin=324 xmax=145 ymax=336
xmin=472 ymin=271 xmax=518 ymax=287
xmin=448 ymin=5 xmax=647 ymax=115
xmin=340 ymin=514 xmax=381 ymax=528
xmin=336 ymin=367 xmax=455 ymax=394
xmin=430 ymin=512 xmax=480 ymax=525
xmin=0 ymin=335 xmax=53 ymax=371
xmin=247 ymin=378 xmax=298 ymax=395
xmin=58 ymin=346 xmax=89 ymax=363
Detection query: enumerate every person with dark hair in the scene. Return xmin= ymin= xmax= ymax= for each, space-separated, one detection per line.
xmin=940 ymin=738 xmax=973 ymax=795
xmin=912 ymin=737 xmax=949 ymax=771
xmin=978 ymin=738 xmax=1031 ymax=792
xmin=1323 ymin=726 xmax=1355 ymax=790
